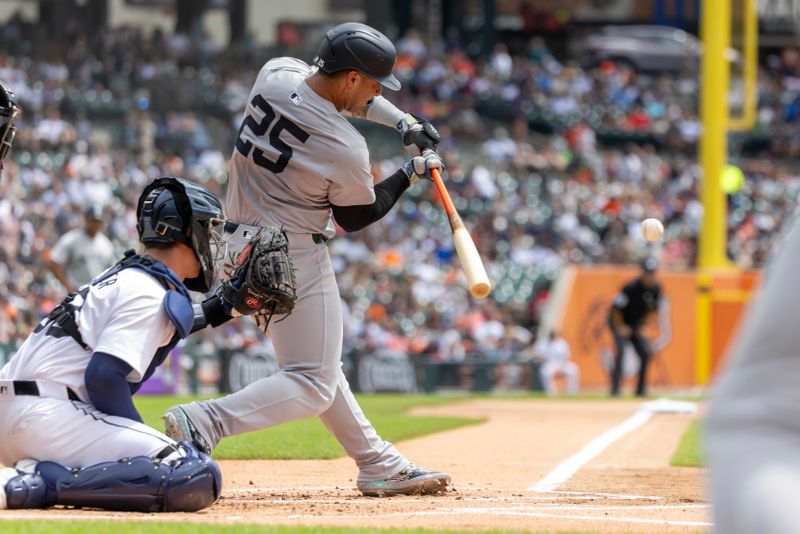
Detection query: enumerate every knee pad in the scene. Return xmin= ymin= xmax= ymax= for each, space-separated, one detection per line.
xmin=162 ymin=440 xmax=222 ymax=512
xmin=5 ymin=473 xmax=53 ymax=509
xmin=37 ymin=458 xmax=169 ymax=512
xmin=29 ymin=443 xmax=221 ymax=512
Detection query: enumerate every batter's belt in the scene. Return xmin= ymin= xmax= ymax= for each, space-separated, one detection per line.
xmin=223 ymin=221 xmax=328 ymax=245
xmin=221 ymin=221 xmax=327 ymax=275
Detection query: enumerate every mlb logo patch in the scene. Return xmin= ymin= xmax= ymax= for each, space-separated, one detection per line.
xmin=290 ymin=92 xmax=303 ymax=105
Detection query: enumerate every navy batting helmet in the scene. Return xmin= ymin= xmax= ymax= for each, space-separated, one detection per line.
xmin=137 ymin=177 xmax=226 ymax=293
xmin=313 ymin=22 xmax=400 ymax=90
xmin=0 ymin=80 xmax=20 ymax=170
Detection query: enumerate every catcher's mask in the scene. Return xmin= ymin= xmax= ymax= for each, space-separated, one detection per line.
xmin=136 ymin=177 xmax=226 ymax=293
xmin=0 ymin=80 xmax=20 ymax=170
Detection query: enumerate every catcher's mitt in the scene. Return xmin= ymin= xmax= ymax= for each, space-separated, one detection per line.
xmin=219 ymin=227 xmax=297 ymax=319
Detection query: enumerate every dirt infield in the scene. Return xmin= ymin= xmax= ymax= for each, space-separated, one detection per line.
xmin=0 ymin=399 xmax=709 ymax=533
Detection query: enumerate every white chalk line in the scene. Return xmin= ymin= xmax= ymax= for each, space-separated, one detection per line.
xmin=226 ymin=486 xmax=665 ymax=501
xmin=224 ymin=496 xmax=538 ymax=504
xmin=533 ymin=489 xmax=664 ymax=501
xmin=230 ymin=498 xmax=706 ymax=511
xmin=0 ymin=499 xmax=710 ymax=527
xmin=286 ymin=507 xmax=712 ymax=527
xmin=529 ymin=408 xmax=654 ymax=492
xmin=226 ymin=486 xmax=353 ymax=493
xmin=222 ymin=488 xmax=504 ymax=497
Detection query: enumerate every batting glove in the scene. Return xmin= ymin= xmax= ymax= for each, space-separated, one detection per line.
xmin=402 ymin=149 xmax=445 ymax=185
xmin=398 ymin=113 xmax=441 ymax=157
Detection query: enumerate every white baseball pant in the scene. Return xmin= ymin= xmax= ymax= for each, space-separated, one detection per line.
xmin=0 ymin=393 xmax=174 ymax=468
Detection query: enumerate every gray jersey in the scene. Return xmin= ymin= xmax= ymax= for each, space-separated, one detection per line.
xmin=225 ymin=57 xmax=376 ymax=237
xmin=49 ymin=228 xmax=115 ymax=288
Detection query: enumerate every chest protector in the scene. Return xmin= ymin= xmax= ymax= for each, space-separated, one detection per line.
xmin=38 ymin=250 xmax=194 ymax=388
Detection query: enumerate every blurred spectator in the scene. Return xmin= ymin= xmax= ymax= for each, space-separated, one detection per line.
xmin=45 ymin=204 xmax=115 ymax=293
xmin=533 ymin=330 xmax=579 ymax=396
xmin=396 ymin=28 xmax=427 ymax=63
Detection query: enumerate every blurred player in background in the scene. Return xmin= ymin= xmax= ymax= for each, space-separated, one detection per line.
xmin=706 ymin=214 xmax=800 ymax=533
xmin=607 ymin=258 xmax=662 ymax=397
xmin=533 ymin=330 xmax=579 ymax=396
xmin=164 ymin=22 xmax=452 ymax=496
xmin=0 ymin=80 xmax=19 ymax=173
xmin=0 ymin=177 xmax=225 ymax=512
xmin=46 ymin=204 xmax=116 ymax=293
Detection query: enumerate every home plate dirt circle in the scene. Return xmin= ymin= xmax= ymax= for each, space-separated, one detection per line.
xmin=0 ymin=399 xmax=709 ymax=533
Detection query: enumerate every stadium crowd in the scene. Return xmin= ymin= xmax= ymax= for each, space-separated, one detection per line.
xmin=1 ymin=20 xmax=799 ymax=376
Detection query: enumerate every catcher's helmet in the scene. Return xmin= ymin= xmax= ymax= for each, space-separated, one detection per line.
xmin=0 ymin=80 xmax=20 ymax=170
xmin=136 ymin=177 xmax=225 ymax=293
xmin=313 ymin=22 xmax=400 ymax=90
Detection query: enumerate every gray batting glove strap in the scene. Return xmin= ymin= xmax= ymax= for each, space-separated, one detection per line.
xmin=402 ymin=149 xmax=444 ymax=185
xmin=398 ymin=113 xmax=441 ymax=157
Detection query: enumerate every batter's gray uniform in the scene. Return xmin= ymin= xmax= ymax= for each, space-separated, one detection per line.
xmin=706 ymin=213 xmax=800 ymax=533
xmin=180 ymin=58 xmax=408 ymax=482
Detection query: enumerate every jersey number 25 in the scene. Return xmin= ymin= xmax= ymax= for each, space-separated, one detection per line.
xmin=235 ymin=95 xmax=310 ymax=174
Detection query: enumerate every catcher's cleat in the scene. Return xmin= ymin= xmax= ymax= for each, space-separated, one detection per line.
xmin=163 ymin=406 xmax=212 ymax=455
xmin=357 ymin=463 xmax=451 ymax=497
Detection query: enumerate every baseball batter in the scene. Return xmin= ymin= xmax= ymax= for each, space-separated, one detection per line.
xmin=165 ymin=22 xmax=451 ymax=496
xmin=0 ymin=178 xmax=224 ymax=512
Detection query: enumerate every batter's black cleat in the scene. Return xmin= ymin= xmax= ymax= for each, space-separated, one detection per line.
xmin=357 ymin=463 xmax=451 ymax=497
xmin=163 ymin=406 xmax=212 ymax=455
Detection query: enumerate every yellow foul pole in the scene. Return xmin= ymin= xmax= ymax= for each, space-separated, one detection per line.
xmin=730 ymin=0 xmax=758 ymax=131
xmin=697 ymin=0 xmax=732 ymax=385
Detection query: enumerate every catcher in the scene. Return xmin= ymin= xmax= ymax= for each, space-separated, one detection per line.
xmin=0 ymin=177 xmax=286 ymax=512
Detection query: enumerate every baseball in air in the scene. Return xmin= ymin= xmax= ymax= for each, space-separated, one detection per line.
xmin=641 ymin=218 xmax=664 ymax=241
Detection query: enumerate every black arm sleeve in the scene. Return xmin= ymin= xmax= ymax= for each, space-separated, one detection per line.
xmin=85 ymin=352 xmax=143 ymax=423
xmin=331 ymin=168 xmax=410 ymax=232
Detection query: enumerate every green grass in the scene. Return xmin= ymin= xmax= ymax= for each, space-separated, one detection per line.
xmin=136 ymin=392 xmax=705 ymax=461
xmin=0 ymin=523 xmax=597 ymax=534
xmin=135 ymin=394 xmax=483 ymax=460
xmin=670 ymin=419 xmax=704 ymax=467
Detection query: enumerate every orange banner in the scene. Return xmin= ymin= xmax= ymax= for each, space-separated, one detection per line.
xmin=557 ymin=266 xmax=760 ymax=391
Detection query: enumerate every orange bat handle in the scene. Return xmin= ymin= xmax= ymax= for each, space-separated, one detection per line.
xmin=430 ymin=168 xmax=458 ymax=221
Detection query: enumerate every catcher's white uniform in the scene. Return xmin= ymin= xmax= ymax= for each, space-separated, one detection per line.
xmin=0 ymin=268 xmax=177 ymax=468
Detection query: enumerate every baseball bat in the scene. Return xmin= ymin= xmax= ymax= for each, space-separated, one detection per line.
xmin=365 ymin=97 xmax=492 ymax=298
xmin=430 ymin=168 xmax=492 ymax=299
